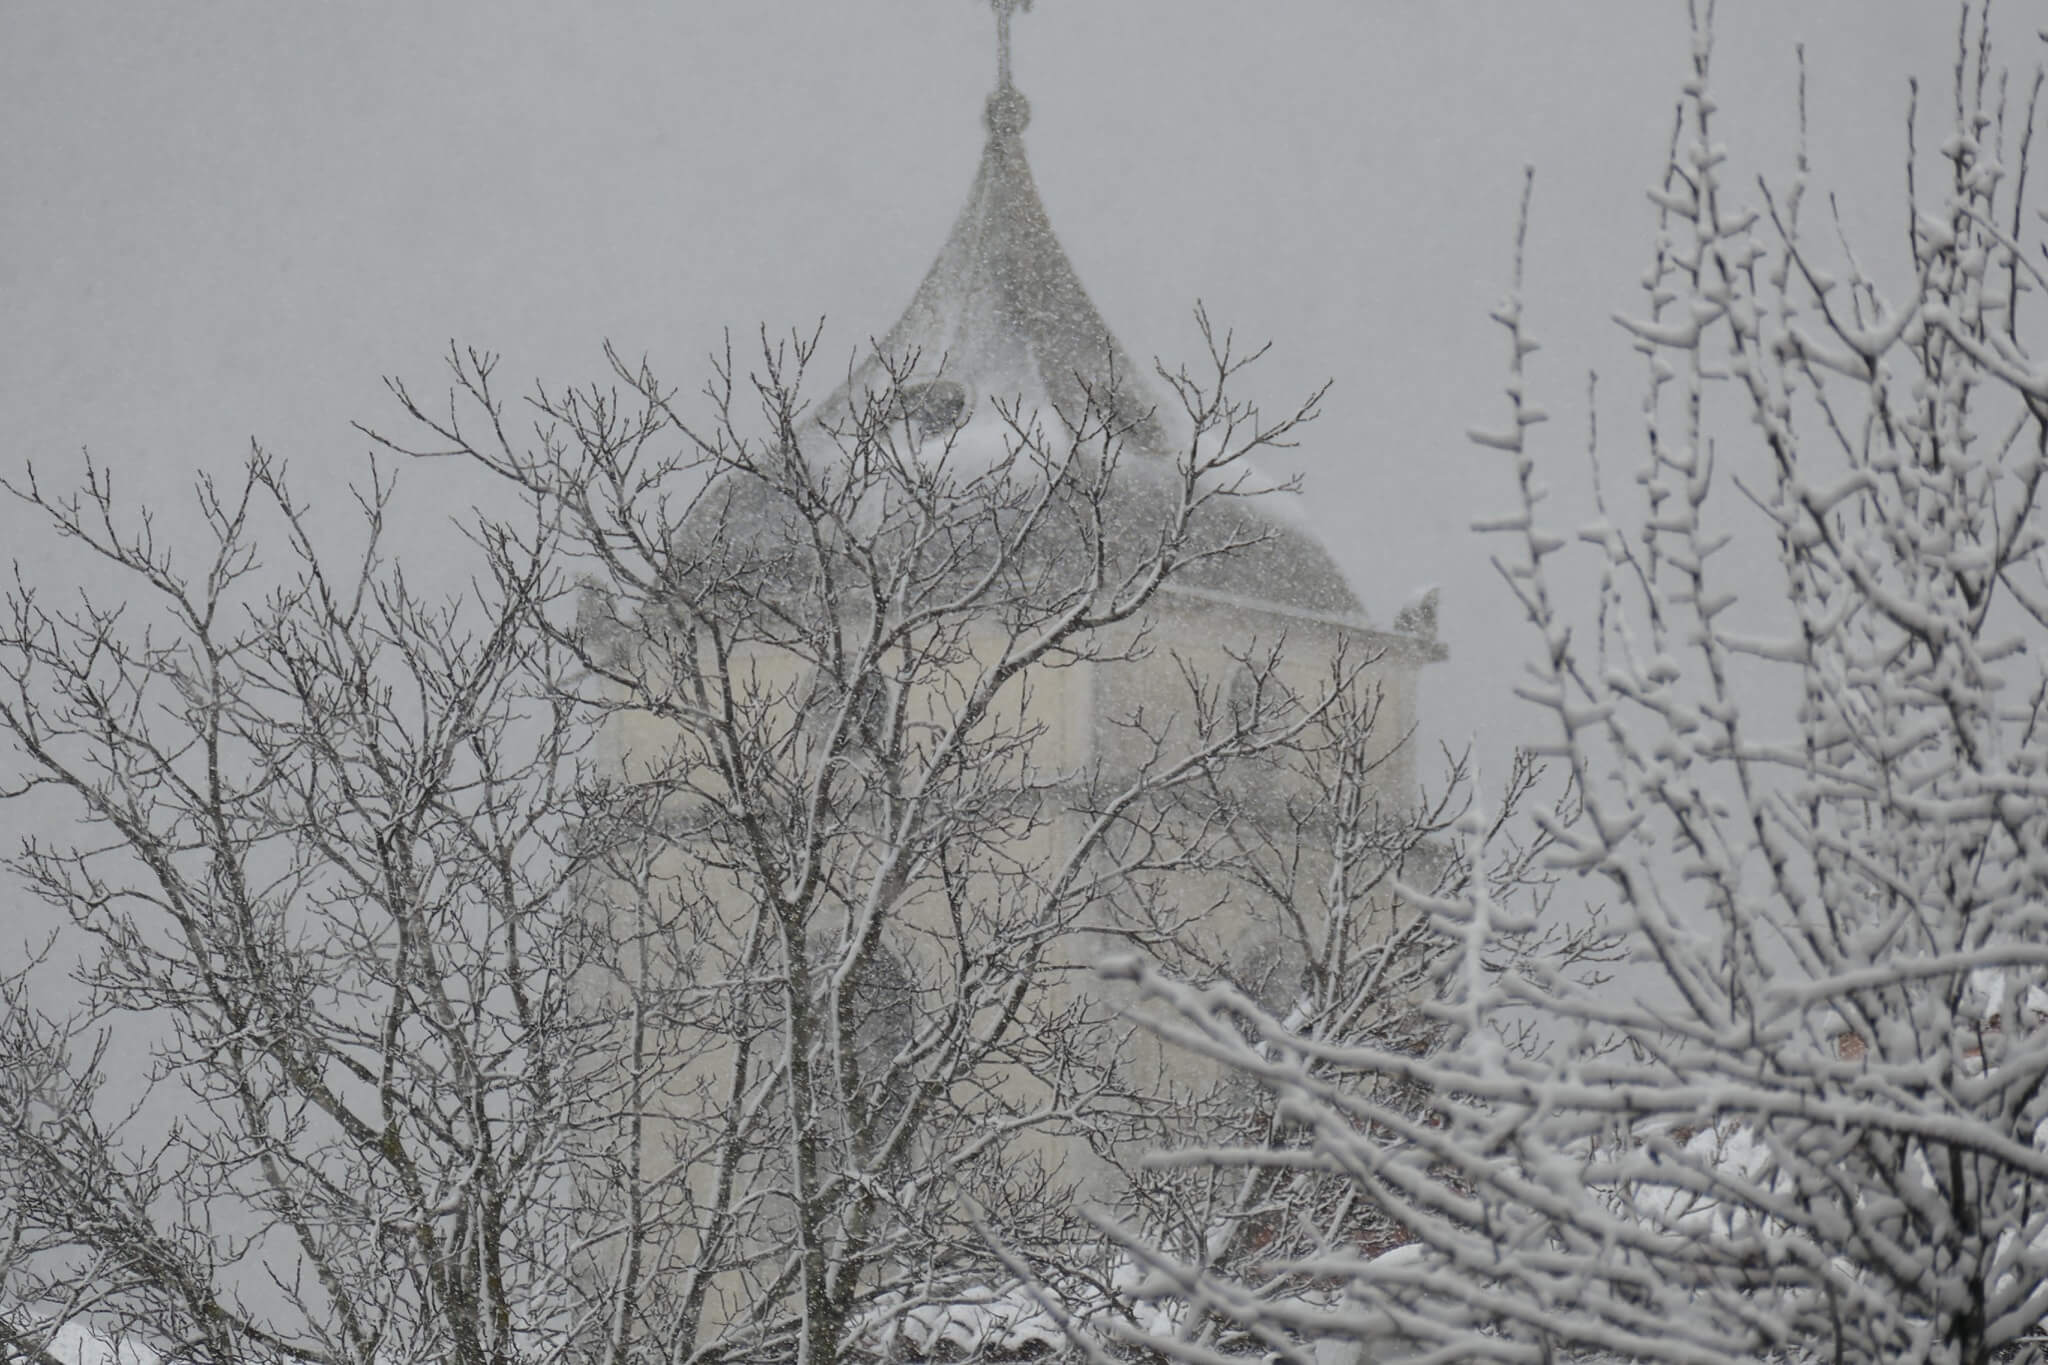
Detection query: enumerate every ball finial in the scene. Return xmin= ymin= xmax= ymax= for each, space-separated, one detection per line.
xmin=984 ymin=86 xmax=1031 ymax=137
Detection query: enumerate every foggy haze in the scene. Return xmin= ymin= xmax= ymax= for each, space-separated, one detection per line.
xmin=0 ymin=0 xmax=1985 ymax=902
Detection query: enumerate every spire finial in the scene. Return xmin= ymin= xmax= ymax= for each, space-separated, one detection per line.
xmin=990 ymin=0 xmax=1031 ymax=90
xmin=982 ymin=0 xmax=1033 ymax=136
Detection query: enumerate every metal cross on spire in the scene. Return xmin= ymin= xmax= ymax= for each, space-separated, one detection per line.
xmin=989 ymin=0 xmax=1032 ymax=89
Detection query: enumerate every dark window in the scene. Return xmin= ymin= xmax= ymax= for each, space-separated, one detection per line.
xmin=897 ymin=378 xmax=970 ymax=436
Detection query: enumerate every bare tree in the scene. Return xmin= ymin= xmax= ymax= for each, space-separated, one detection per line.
xmin=0 ymin=315 xmax=1373 ymax=1365
xmin=1097 ymin=6 xmax=2048 ymax=1364
xmin=367 ymin=321 xmax=1358 ymax=1365
xmin=1032 ymin=693 xmax=1607 ymax=1360
xmin=0 ymin=453 xmax=604 ymax=1365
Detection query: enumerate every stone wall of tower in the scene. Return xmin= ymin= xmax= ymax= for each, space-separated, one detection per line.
xmin=572 ymin=573 xmax=1440 ymax=1324
xmin=1062 ymin=587 xmax=1438 ymax=1202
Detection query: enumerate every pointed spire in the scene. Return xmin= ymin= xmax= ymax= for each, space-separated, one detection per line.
xmin=812 ymin=0 xmax=1168 ymax=460
xmin=794 ymin=0 xmax=1368 ymax=619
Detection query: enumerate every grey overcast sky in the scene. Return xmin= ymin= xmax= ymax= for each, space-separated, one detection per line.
xmin=0 ymin=1 xmax=2005 ymax=783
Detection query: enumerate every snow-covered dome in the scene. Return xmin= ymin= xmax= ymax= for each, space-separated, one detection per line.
xmin=669 ymin=9 xmax=1366 ymax=624
xmin=791 ymin=54 xmax=1364 ymax=621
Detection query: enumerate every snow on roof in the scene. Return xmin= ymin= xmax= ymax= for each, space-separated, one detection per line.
xmin=5 ymin=1321 xmax=160 ymax=1365
xmin=810 ymin=82 xmax=1171 ymax=469
xmin=848 ymin=1281 xmax=1066 ymax=1361
xmin=788 ymin=56 xmax=1382 ymax=623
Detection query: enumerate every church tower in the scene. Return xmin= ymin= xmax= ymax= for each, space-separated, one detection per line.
xmin=577 ymin=6 xmax=1448 ymax=1354
xmin=811 ymin=0 xmax=1443 ymax=800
